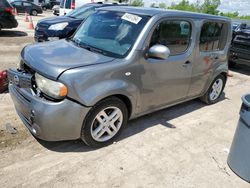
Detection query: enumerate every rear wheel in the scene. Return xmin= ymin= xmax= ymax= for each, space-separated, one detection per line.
xmin=81 ymin=97 xmax=128 ymax=147
xmin=31 ymin=10 xmax=38 ymax=16
xmin=200 ymin=75 xmax=226 ymax=104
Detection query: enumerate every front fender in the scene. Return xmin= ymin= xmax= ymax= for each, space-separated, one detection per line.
xmin=79 ymin=79 xmax=138 ymax=107
xmin=59 ymin=65 xmax=140 ymax=117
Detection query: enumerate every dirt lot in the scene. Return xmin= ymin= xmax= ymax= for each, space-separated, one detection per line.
xmin=0 ymin=12 xmax=250 ymax=187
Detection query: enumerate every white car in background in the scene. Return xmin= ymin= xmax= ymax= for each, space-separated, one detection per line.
xmin=59 ymin=0 xmax=105 ymax=16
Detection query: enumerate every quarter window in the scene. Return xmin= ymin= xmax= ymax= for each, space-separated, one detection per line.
xmin=150 ymin=20 xmax=192 ymax=56
xmin=200 ymin=22 xmax=227 ymax=51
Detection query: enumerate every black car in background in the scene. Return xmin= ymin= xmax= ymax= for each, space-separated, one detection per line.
xmin=0 ymin=0 xmax=18 ymax=31
xmin=35 ymin=3 xmax=115 ymax=42
xmin=11 ymin=1 xmax=43 ymax=16
xmin=41 ymin=0 xmax=60 ymax=10
xmin=229 ymin=23 xmax=250 ymax=67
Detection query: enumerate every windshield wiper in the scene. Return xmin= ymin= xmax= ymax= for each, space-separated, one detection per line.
xmin=78 ymin=42 xmax=106 ymax=55
xmin=71 ymin=38 xmax=106 ymax=55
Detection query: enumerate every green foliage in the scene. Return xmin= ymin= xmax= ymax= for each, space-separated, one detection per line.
xmin=159 ymin=2 xmax=167 ymax=9
xmin=150 ymin=3 xmax=157 ymax=8
xmin=168 ymin=0 xmax=200 ymax=12
xmin=131 ymin=0 xmax=144 ymax=7
xmin=200 ymin=0 xmax=221 ymax=15
xmin=167 ymin=0 xmax=250 ymax=19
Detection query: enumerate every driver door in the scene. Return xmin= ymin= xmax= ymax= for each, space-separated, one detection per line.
xmin=140 ymin=19 xmax=195 ymax=112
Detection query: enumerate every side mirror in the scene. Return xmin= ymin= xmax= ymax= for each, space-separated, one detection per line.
xmin=148 ymin=44 xmax=170 ymax=60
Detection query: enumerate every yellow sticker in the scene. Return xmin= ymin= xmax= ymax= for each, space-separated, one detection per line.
xmin=121 ymin=13 xmax=142 ymax=24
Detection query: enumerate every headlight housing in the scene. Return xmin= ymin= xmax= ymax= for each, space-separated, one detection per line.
xmin=48 ymin=22 xmax=68 ymax=31
xmin=35 ymin=73 xmax=68 ymax=100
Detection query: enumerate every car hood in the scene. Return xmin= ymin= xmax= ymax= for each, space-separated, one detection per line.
xmin=21 ymin=39 xmax=115 ymax=79
xmin=38 ymin=16 xmax=81 ymax=26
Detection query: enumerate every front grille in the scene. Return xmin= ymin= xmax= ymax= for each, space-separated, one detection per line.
xmin=233 ymin=43 xmax=250 ymax=51
xmin=236 ymin=35 xmax=250 ymax=43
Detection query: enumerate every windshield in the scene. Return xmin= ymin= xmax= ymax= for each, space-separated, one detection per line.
xmin=66 ymin=5 xmax=95 ymax=19
xmin=72 ymin=11 xmax=150 ymax=58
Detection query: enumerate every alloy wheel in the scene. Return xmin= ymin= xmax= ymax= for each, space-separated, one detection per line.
xmin=90 ymin=106 xmax=123 ymax=142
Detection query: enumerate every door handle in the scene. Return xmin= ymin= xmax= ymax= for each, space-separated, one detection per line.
xmin=183 ymin=61 xmax=191 ymax=67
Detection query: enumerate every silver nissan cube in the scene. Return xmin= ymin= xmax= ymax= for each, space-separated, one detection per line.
xmin=8 ymin=6 xmax=232 ymax=147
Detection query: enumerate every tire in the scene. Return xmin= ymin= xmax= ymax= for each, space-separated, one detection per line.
xmin=81 ymin=97 xmax=128 ymax=147
xmin=200 ymin=74 xmax=226 ymax=104
xmin=43 ymin=7 xmax=47 ymax=11
xmin=31 ymin=10 xmax=38 ymax=16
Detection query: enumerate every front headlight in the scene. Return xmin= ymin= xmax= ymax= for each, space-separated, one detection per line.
xmin=35 ymin=73 xmax=68 ymax=99
xmin=48 ymin=22 xmax=68 ymax=31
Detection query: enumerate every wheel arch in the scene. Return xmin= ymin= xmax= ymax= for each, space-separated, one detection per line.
xmin=202 ymin=65 xmax=228 ymax=96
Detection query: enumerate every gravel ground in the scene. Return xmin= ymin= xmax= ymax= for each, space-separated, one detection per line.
xmin=0 ymin=11 xmax=249 ymax=188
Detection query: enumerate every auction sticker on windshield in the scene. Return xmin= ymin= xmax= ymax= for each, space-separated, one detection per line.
xmin=121 ymin=13 xmax=142 ymax=24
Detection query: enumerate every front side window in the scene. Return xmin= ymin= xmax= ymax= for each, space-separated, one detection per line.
xmin=200 ymin=22 xmax=227 ymax=51
xmin=73 ymin=11 xmax=150 ymax=58
xmin=150 ymin=20 xmax=192 ymax=56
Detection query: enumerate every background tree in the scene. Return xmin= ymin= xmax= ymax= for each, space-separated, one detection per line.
xmin=150 ymin=3 xmax=157 ymax=8
xmin=131 ymin=0 xmax=144 ymax=7
xmin=201 ymin=0 xmax=221 ymax=15
xmin=168 ymin=0 xmax=199 ymax=12
xmin=159 ymin=2 xmax=167 ymax=9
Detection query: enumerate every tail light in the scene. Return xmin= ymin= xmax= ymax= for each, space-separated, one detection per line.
xmin=5 ymin=7 xmax=14 ymax=15
xmin=71 ymin=2 xmax=75 ymax=9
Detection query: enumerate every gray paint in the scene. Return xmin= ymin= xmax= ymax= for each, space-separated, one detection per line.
xmin=10 ymin=7 xmax=232 ymax=141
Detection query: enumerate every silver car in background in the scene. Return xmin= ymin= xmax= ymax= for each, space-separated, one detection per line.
xmin=8 ymin=6 xmax=232 ymax=147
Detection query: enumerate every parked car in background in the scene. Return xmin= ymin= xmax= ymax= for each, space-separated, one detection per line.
xmin=11 ymin=1 xmax=43 ymax=16
xmin=59 ymin=0 xmax=107 ymax=16
xmin=8 ymin=7 xmax=232 ymax=147
xmin=35 ymin=3 xmax=116 ymax=42
xmin=229 ymin=23 xmax=250 ymax=67
xmin=41 ymin=0 xmax=60 ymax=10
xmin=52 ymin=4 xmax=59 ymax=15
xmin=0 ymin=0 xmax=18 ymax=31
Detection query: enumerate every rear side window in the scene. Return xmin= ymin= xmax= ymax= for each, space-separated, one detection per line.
xmin=13 ymin=2 xmax=22 ymax=6
xmin=200 ymin=22 xmax=227 ymax=51
xmin=150 ymin=20 xmax=192 ymax=56
xmin=23 ymin=2 xmax=32 ymax=6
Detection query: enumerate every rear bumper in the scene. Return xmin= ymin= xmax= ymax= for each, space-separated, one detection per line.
xmin=9 ymin=84 xmax=90 ymax=141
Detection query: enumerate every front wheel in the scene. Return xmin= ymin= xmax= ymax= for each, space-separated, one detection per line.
xmin=81 ymin=97 xmax=128 ymax=147
xmin=31 ymin=10 xmax=38 ymax=16
xmin=200 ymin=75 xmax=226 ymax=104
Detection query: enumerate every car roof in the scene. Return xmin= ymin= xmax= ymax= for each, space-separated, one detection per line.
xmin=98 ymin=6 xmax=231 ymax=21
